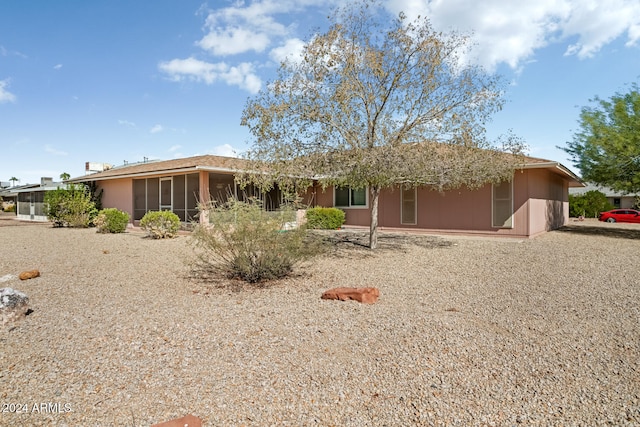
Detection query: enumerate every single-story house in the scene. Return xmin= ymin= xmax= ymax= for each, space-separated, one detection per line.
xmin=0 ymin=178 xmax=65 ymax=221
xmin=68 ymin=154 xmax=583 ymax=238
xmin=67 ymin=156 xmax=284 ymax=224
xmin=569 ymin=183 xmax=638 ymax=209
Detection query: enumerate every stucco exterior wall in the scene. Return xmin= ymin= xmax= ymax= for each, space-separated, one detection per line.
xmin=313 ymin=168 xmax=571 ymax=238
xmin=98 ymin=178 xmax=134 ymax=221
xmin=525 ymin=169 xmax=568 ymax=236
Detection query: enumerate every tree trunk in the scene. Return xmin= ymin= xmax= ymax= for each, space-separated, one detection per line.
xmin=369 ymin=186 xmax=380 ymax=249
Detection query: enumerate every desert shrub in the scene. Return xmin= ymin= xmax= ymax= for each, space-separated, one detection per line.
xmin=305 ymin=207 xmax=345 ymax=229
xmin=45 ymin=184 xmax=97 ymax=227
xmin=191 ymin=198 xmax=325 ymax=283
xmin=95 ymin=208 xmax=130 ymax=233
xmin=569 ymin=190 xmax=613 ymax=218
xmin=140 ymin=210 xmax=181 ymax=239
xmin=4 ymin=204 xmax=15 ymax=213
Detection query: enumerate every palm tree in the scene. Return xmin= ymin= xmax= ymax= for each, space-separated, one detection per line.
xmin=9 ymin=177 xmax=18 ymax=187
xmin=59 ymin=172 xmax=71 ymax=181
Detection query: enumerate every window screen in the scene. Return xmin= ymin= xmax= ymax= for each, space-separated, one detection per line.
xmin=492 ymin=180 xmax=513 ymax=228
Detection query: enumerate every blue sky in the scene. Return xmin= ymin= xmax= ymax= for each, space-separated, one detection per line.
xmin=1 ymin=0 xmax=639 ymax=185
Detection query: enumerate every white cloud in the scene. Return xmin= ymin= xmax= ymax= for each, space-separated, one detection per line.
xmin=385 ymin=0 xmax=640 ymax=71
xmin=198 ymin=26 xmax=272 ymax=56
xmin=196 ymin=1 xmax=300 ymax=56
xmin=160 ymin=0 xmax=334 ymax=92
xmin=209 ymin=143 xmax=240 ymax=157
xmin=0 ymin=79 xmax=16 ymax=103
xmin=150 ymin=124 xmax=164 ymax=134
xmin=0 ymin=45 xmax=27 ymax=59
xmin=158 ymin=57 xmax=262 ymax=94
xmin=118 ymin=119 xmax=136 ymax=127
xmin=159 ymin=0 xmax=637 ymax=91
xmin=44 ymin=144 xmax=68 ymax=156
xmin=269 ymin=38 xmax=306 ymax=64
xmin=53 ymin=64 xmax=62 ymax=70
xmin=560 ymin=0 xmax=640 ymax=58
xmin=168 ymin=144 xmax=182 ymax=152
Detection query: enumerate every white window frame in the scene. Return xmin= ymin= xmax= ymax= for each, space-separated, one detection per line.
xmin=400 ymin=186 xmax=417 ymax=225
xmin=492 ymin=180 xmax=514 ymax=228
xmin=334 ymin=186 xmax=368 ymax=208
xmin=159 ymin=177 xmax=173 ymax=212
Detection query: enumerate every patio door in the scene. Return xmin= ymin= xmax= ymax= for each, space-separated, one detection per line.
xmin=160 ymin=178 xmax=173 ymax=212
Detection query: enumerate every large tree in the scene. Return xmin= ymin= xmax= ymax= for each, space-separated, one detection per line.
xmin=564 ymin=83 xmax=640 ymax=194
xmin=241 ymin=1 xmax=524 ymax=249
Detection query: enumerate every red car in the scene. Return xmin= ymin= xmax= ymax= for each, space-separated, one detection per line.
xmin=598 ymin=209 xmax=640 ymax=223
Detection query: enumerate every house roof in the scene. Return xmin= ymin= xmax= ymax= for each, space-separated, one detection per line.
xmin=67 ymin=155 xmax=248 ymax=182
xmin=519 ymin=156 xmax=584 ymax=187
xmin=67 ymin=153 xmax=584 ymax=187
xmin=0 ymin=182 xmax=65 ymax=197
xmin=569 ymin=183 xmax=638 ymax=197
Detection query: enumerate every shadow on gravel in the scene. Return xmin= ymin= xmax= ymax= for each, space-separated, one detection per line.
xmin=323 ymin=231 xmax=454 ymax=256
xmin=0 ymin=216 xmax=49 ymax=227
xmin=557 ymin=224 xmax=640 ymax=240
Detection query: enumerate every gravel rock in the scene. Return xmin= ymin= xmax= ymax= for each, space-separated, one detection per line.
xmin=0 ymin=218 xmax=638 ymax=426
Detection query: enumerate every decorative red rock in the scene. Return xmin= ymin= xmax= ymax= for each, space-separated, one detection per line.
xmin=321 ymin=287 xmax=380 ymax=304
xmin=151 ymin=414 xmax=202 ymax=427
xmin=19 ymin=270 xmax=40 ymax=280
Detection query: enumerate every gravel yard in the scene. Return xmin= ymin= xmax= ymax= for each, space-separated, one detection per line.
xmin=1 ymin=215 xmax=639 ymax=426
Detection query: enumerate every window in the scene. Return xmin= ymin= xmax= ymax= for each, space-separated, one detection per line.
xmin=492 ymin=180 xmax=513 ymax=228
xmin=401 ymin=186 xmax=417 ymax=225
xmin=334 ymin=187 xmax=367 ymax=207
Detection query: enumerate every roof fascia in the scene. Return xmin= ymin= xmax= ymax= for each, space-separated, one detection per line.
xmin=69 ymin=165 xmax=240 ymax=182
xmin=522 ymin=161 xmax=584 ymax=187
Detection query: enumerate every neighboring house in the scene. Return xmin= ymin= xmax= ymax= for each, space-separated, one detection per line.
xmin=68 ymin=154 xmax=583 ymax=238
xmin=1 ymin=178 xmax=64 ymax=221
xmin=569 ymin=183 xmax=638 ymax=209
xmin=0 ymin=182 xmax=15 ymax=211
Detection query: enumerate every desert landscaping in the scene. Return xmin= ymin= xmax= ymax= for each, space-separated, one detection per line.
xmin=1 ymin=213 xmax=639 ymax=426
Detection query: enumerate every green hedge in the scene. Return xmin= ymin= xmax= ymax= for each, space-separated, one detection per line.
xmin=95 ymin=208 xmax=130 ymax=233
xmin=305 ymin=207 xmax=345 ymax=229
xmin=569 ymin=190 xmax=613 ymax=218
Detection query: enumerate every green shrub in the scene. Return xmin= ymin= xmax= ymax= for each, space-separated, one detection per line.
xmin=95 ymin=208 xmax=130 ymax=233
xmin=305 ymin=207 xmax=345 ymax=229
xmin=569 ymin=190 xmax=614 ymax=218
xmin=140 ymin=210 xmax=181 ymax=239
xmin=44 ymin=184 xmax=97 ymax=228
xmin=191 ymin=198 xmax=325 ymax=283
xmin=4 ymin=204 xmax=15 ymax=213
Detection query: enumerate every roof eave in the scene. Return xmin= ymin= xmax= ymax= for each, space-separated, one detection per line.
xmin=522 ymin=161 xmax=585 ymax=187
xmin=68 ymin=165 xmax=240 ymax=183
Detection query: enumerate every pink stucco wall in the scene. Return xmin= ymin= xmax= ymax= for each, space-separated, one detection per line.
xmin=97 ymin=178 xmax=134 ymax=221
xmin=524 ymin=169 xmax=568 ymax=236
xmin=313 ymin=168 xmax=570 ymax=238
